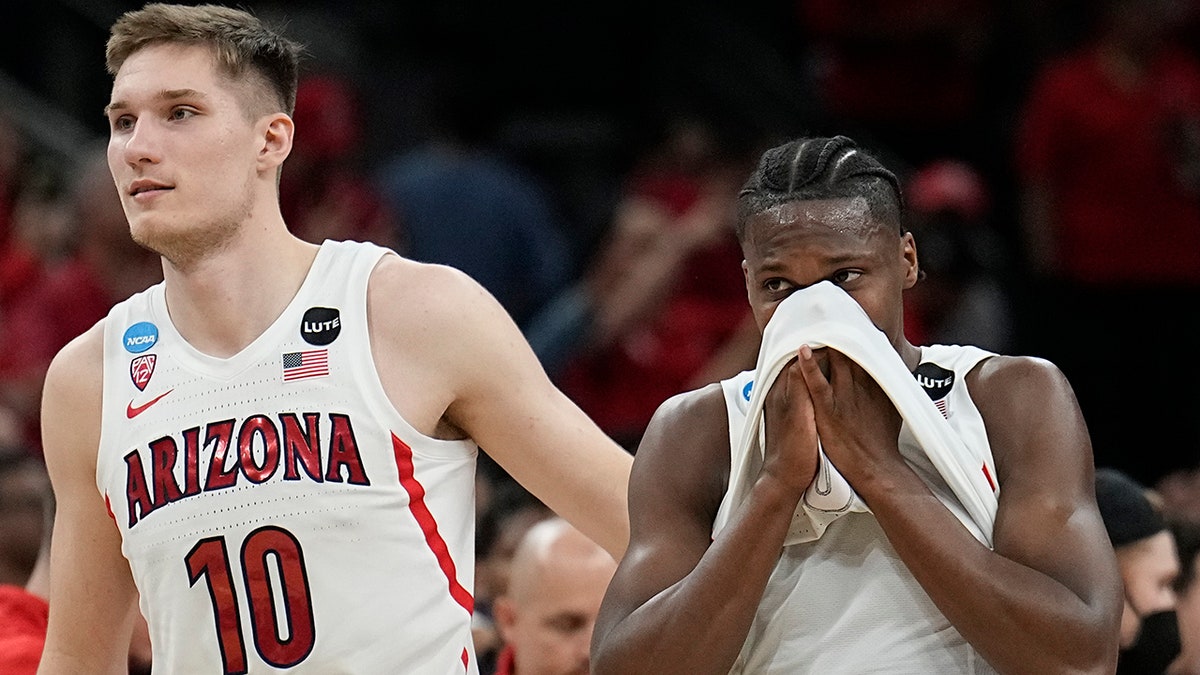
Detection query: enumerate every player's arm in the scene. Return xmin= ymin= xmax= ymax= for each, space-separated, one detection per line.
xmin=38 ymin=324 xmax=141 ymax=674
xmin=369 ymin=258 xmax=632 ymax=557
xmin=591 ymin=363 xmax=819 ymax=675
xmin=802 ymin=349 xmax=1121 ymax=674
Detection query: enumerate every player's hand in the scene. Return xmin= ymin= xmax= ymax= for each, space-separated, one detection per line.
xmin=796 ymin=345 xmax=903 ymax=488
xmin=760 ymin=350 xmax=821 ymax=498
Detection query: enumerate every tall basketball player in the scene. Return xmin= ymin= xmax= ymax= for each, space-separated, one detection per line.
xmin=591 ymin=136 xmax=1122 ymax=674
xmin=37 ymin=4 xmax=631 ymax=673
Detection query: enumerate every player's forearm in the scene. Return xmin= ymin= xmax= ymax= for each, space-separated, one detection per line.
xmin=542 ymin=450 xmax=632 ymax=559
xmin=593 ymin=475 xmax=801 ymax=675
xmin=863 ymin=474 xmax=1118 ymax=674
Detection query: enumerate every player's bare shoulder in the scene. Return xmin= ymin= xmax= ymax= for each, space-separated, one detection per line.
xmin=44 ymin=320 xmax=106 ymax=403
xmin=966 ymin=354 xmax=1077 ymax=419
xmin=649 ymin=383 xmax=730 ymax=439
xmin=365 ymin=254 xmax=524 ymax=437
xmin=366 ymin=254 xmax=509 ymax=353
xmin=964 ymin=354 xmax=1087 ymax=477
xmin=635 ymin=382 xmax=732 ymax=513
xmin=41 ymin=320 xmax=107 ymax=464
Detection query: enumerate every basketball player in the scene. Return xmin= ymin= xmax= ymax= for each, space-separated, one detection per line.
xmin=37 ymin=4 xmax=631 ymax=673
xmin=591 ymin=136 xmax=1122 ymax=673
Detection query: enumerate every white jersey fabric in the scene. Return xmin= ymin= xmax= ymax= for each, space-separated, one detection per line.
xmin=96 ymin=240 xmax=479 ymax=674
xmin=720 ymin=344 xmax=1001 ymax=674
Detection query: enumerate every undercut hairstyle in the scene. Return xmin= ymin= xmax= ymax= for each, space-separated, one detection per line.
xmin=736 ymin=135 xmax=904 ymax=242
xmin=106 ymin=3 xmax=303 ymax=116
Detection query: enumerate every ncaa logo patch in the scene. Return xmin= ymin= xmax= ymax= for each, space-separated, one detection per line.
xmin=123 ymin=321 xmax=158 ymax=354
xmin=130 ymin=354 xmax=157 ymax=391
xmin=301 ymin=307 xmax=341 ymax=346
xmin=743 ymin=380 xmax=754 ymax=401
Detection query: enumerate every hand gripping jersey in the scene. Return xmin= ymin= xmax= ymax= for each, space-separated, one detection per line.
xmin=721 ymin=345 xmax=1001 ymax=674
xmin=96 ymin=241 xmax=479 ymax=674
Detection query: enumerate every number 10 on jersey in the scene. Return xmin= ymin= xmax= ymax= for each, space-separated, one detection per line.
xmin=185 ymin=525 xmax=316 ymax=673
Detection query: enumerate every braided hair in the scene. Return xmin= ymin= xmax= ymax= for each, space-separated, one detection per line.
xmin=736 ymin=136 xmax=904 ymax=242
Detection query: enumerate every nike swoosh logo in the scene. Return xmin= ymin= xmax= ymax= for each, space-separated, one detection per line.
xmin=126 ymin=389 xmax=173 ymax=419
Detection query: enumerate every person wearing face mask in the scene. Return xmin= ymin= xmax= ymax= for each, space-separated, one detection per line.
xmin=1096 ymin=467 xmax=1185 ymax=673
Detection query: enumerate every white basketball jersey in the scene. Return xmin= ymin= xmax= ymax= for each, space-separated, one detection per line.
xmin=721 ymin=344 xmax=1000 ymax=674
xmin=96 ymin=240 xmax=479 ymax=674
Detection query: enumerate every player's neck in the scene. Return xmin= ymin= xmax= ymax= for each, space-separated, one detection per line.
xmin=895 ymin=338 xmax=922 ymax=373
xmin=161 ymin=222 xmax=320 ymax=359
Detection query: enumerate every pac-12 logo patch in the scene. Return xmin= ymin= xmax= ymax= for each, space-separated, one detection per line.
xmin=130 ymin=354 xmax=156 ymax=391
xmin=123 ymin=321 xmax=158 ymax=354
xmin=301 ymin=307 xmax=341 ymax=346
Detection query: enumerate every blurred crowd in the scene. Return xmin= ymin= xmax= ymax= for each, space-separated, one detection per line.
xmin=2 ymin=0 xmax=1200 ymax=672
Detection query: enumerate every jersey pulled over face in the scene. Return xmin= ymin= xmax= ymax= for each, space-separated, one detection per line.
xmin=740 ymin=196 xmax=918 ymax=349
xmin=105 ymin=43 xmax=268 ymax=265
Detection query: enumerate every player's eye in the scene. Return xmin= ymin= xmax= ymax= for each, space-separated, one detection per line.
xmin=170 ymin=107 xmax=197 ymax=121
xmin=111 ymin=115 xmax=135 ymax=132
xmin=830 ymin=270 xmax=863 ymax=285
xmin=763 ymin=278 xmax=794 ymax=294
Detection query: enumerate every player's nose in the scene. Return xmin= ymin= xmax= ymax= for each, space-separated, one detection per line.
xmin=120 ymin=119 xmax=164 ymax=167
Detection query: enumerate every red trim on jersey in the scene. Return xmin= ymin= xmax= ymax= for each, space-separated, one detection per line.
xmin=461 ymin=647 xmax=470 ymax=670
xmin=104 ymin=493 xmax=117 ymax=526
xmin=391 ymin=434 xmax=475 ymax=615
xmin=982 ymin=462 xmax=997 ymax=492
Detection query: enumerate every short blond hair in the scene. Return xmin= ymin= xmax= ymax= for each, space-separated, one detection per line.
xmin=106 ymin=3 xmax=303 ymax=115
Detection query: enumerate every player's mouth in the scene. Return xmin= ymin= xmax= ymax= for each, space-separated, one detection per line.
xmin=128 ymin=179 xmax=174 ymax=202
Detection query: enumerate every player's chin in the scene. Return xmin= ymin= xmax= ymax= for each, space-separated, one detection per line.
xmin=129 ymin=220 xmax=172 ymax=255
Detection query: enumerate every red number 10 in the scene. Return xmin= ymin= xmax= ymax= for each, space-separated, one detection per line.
xmin=185 ymin=526 xmax=317 ymax=674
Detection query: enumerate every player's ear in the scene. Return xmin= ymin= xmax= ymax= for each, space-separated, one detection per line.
xmin=492 ymin=595 xmax=518 ymax=642
xmin=900 ymin=231 xmax=919 ymax=290
xmin=257 ymin=112 xmax=294 ymax=172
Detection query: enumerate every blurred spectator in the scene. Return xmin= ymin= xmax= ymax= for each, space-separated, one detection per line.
xmin=0 ymin=115 xmax=42 ymax=317
xmin=1170 ymin=519 xmax=1200 ymax=674
xmin=552 ymin=121 xmax=758 ymax=449
xmin=0 ymin=462 xmax=151 ymax=675
xmin=1157 ymin=468 xmax=1200 ymax=524
xmin=1016 ymin=0 xmax=1200 ymax=486
xmin=492 ymin=517 xmax=617 ymax=675
xmin=0 ymin=150 xmax=161 ymax=446
xmin=376 ymin=78 xmax=572 ymax=329
xmin=474 ymin=477 xmax=554 ymax=674
xmin=280 ymin=74 xmax=397 ymax=247
xmin=797 ymin=0 xmax=997 ymax=162
xmin=0 ymin=445 xmax=46 ymax=587
xmin=0 ymin=112 xmax=22 ymax=253
xmin=0 ymin=461 xmax=49 ymax=675
xmin=902 ymin=159 xmax=1014 ymax=351
xmin=1097 ymin=467 xmax=1185 ymax=673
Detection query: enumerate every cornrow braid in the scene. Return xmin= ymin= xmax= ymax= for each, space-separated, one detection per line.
xmin=736 ymin=136 xmax=904 ymax=241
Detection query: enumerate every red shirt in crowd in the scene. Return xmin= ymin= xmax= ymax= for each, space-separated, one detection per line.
xmin=1017 ymin=45 xmax=1200 ymax=285
xmin=0 ymin=585 xmax=49 ymax=674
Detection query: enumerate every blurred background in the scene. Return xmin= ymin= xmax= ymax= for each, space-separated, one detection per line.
xmin=2 ymin=1 xmax=1200 ymax=671
xmin=3 ymin=0 xmax=1199 ymax=489
xmin=2 ymin=6 xmax=1200 ymax=658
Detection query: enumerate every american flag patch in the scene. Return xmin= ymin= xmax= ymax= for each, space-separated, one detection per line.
xmin=282 ymin=349 xmax=329 ymax=381
xmin=934 ymin=398 xmax=949 ymax=418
